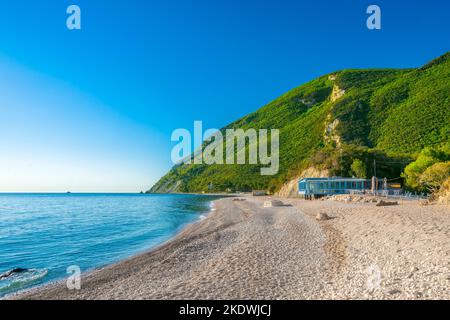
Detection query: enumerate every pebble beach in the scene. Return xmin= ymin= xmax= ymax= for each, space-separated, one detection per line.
xmin=11 ymin=196 xmax=450 ymax=300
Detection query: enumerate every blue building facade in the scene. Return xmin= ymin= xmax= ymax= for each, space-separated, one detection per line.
xmin=298 ymin=177 xmax=371 ymax=197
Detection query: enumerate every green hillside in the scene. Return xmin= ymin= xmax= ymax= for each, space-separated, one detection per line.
xmin=149 ymin=52 xmax=450 ymax=194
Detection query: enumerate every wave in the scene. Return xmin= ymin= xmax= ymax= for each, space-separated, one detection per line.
xmin=197 ymin=200 xmax=217 ymax=221
xmin=0 ymin=268 xmax=48 ymax=294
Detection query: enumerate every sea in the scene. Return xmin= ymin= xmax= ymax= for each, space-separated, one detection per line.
xmin=0 ymin=193 xmax=220 ymax=297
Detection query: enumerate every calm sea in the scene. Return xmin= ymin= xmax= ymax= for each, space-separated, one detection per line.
xmin=0 ymin=193 xmax=220 ymax=297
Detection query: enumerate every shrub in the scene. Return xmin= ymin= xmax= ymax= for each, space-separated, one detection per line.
xmin=419 ymin=162 xmax=450 ymax=194
xmin=350 ymin=159 xmax=367 ymax=178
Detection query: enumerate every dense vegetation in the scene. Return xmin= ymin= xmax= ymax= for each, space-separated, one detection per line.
xmin=402 ymin=143 xmax=450 ymax=193
xmin=150 ymin=52 xmax=450 ymax=194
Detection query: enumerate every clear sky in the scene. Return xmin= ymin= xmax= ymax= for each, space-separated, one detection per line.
xmin=0 ymin=0 xmax=448 ymax=192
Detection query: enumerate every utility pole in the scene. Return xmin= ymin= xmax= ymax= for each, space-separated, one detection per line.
xmin=373 ymin=159 xmax=377 ymax=178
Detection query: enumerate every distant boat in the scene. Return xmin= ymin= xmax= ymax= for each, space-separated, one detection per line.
xmin=67 ymin=191 xmax=72 ymax=194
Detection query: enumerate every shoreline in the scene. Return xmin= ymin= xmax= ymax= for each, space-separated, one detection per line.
xmin=3 ymin=195 xmax=225 ymax=299
xmin=10 ymin=196 xmax=450 ymax=300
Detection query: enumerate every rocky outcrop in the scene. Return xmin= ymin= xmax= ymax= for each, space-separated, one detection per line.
xmin=276 ymin=167 xmax=330 ymax=198
xmin=330 ymin=84 xmax=345 ymax=102
xmin=324 ymin=115 xmax=341 ymax=147
xmin=300 ymin=98 xmax=316 ymax=107
xmin=149 ymin=179 xmax=182 ymax=193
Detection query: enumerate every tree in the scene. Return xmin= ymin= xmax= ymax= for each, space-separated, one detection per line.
xmin=350 ymin=159 xmax=367 ymax=178
xmin=403 ymin=143 xmax=450 ymax=191
xmin=419 ymin=162 xmax=450 ymax=194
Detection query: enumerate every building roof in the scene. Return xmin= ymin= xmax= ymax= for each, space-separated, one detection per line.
xmin=299 ymin=177 xmax=369 ymax=183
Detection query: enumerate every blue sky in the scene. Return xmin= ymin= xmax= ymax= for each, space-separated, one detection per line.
xmin=0 ymin=0 xmax=448 ymax=192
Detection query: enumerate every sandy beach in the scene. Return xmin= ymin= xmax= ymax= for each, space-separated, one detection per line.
xmin=11 ymin=196 xmax=450 ymax=300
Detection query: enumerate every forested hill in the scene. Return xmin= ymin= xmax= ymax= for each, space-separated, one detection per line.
xmin=149 ymin=52 xmax=449 ymax=194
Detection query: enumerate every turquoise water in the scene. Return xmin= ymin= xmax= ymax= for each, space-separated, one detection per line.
xmin=0 ymin=193 xmax=220 ymax=297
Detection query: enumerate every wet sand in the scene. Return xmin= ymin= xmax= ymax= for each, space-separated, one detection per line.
xmin=11 ymin=196 xmax=450 ymax=300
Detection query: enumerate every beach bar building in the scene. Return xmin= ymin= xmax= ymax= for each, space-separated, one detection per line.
xmin=298 ymin=177 xmax=371 ymax=199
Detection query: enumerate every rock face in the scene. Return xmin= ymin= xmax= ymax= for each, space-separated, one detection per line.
xmin=300 ymin=98 xmax=316 ymax=107
xmin=330 ymin=84 xmax=345 ymax=102
xmin=324 ymin=116 xmax=342 ymax=147
xmin=149 ymin=179 xmax=182 ymax=194
xmin=276 ymin=167 xmax=329 ymax=198
xmin=276 ymin=178 xmax=300 ymax=198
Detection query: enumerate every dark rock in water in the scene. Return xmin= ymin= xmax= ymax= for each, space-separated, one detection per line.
xmin=0 ymin=268 xmax=29 ymax=280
